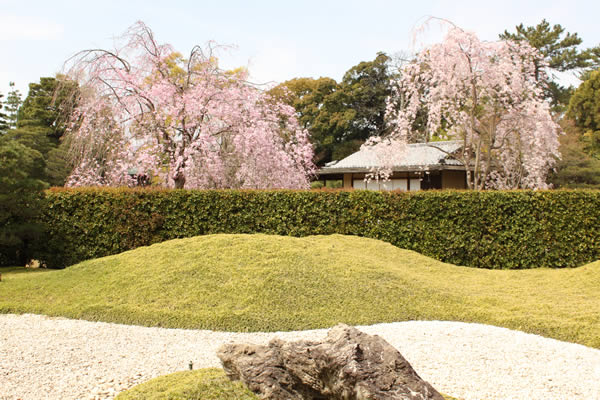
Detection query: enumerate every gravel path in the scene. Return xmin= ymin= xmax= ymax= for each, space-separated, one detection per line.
xmin=1 ymin=314 xmax=599 ymax=400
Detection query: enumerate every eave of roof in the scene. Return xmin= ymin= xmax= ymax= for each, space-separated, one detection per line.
xmin=318 ymin=164 xmax=466 ymax=175
xmin=318 ymin=140 xmax=465 ymax=174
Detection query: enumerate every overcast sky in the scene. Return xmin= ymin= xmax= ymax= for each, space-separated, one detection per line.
xmin=1 ymin=0 xmax=599 ymax=98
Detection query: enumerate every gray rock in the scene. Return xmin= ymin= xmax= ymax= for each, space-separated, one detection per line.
xmin=217 ymin=323 xmax=444 ymax=400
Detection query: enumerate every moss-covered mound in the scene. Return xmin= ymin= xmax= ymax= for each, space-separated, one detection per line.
xmin=115 ymin=368 xmax=460 ymax=400
xmin=115 ymin=368 xmax=258 ymax=400
xmin=1 ymin=234 xmax=599 ymax=347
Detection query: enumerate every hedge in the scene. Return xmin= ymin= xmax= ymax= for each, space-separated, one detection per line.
xmin=28 ymin=188 xmax=600 ymax=269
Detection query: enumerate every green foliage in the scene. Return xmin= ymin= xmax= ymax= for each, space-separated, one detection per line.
xmin=32 ymin=188 xmax=600 ymax=270
xmin=500 ymin=19 xmax=600 ymax=111
xmin=0 ymin=93 xmax=9 ymax=134
xmin=549 ymin=119 xmax=600 ymax=188
xmin=3 ymin=125 xmax=55 ymax=157
xmin=3 ymin=82 xmax=22 ymax=129
xmin=0 ymin=139 xmax=48 ymax=266
xmin=3 ymin=77 xmax=79 ymax=186
xmin=500 ymin=20 xmax=596 ymax=72
xmin=567 ymin=69 xmax=600 ymax=157
xmin=115 ymin=369 xmax=259 ymax=400
xmin=268 ymin=77 xmax=354 ymax=165
xmin=44 ymin=141 xmax=74 ymax=186
xmin=268 ymin=53 xmax=396 ymax=165
xmin=341 ymin=52 xmax=395 ymax=142
xmin=16 ymin=76 xmax=79 ymax=142
xmin=2 ymin=234 xmax=600 ymax=347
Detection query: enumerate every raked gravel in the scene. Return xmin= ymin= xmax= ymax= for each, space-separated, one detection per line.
xmin=1 ymin=314 xmax=599 ymax=400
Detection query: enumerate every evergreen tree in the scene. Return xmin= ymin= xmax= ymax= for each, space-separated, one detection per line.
xmin=500 ymin=19 xmax=600 ymax=111
xmin=549 ymin=119 xmax=600 ymax=188
xmin=0 ymin=93 xmax=9 ymax=134
xmin=341 ymin=52 xmax=396 ymax=144
xmin=0 ymin=138 xmax=48 ymax=266
xmin=567 ymin=69 xmax=600 ymax=157
xmin=17 ymin=76 xmax=78 ymax=142
xmin=4 ymin=82 xmax=22 ymax=129
xmin=268 ymin=77 xmax=354 ymax=165
xmin=3 ymin=76 xmax=79 ymax=186
xmin=45 ymin=141 xmax=73 ymax=186
xmin=268 ymin=53 xmax=397 ymax=165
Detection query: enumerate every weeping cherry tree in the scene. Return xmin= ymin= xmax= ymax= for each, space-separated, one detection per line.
xmin=65 ymin=22 xmax=315 ymax=189
xmin=376 ymin=25 xmax=561 ymax=189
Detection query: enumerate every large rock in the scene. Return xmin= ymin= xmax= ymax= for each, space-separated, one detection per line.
xmin=217 ymin=324 xmax=444 ymax=400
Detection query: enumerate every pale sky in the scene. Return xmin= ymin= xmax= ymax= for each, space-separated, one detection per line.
xmin=1 ymin=0 xmax=599 ymax=98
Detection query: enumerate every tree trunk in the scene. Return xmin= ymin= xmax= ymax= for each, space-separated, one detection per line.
xmin=466 ymin=170 xmax=473 ymax=190
xmin=17 ymin=239 xmax=29 ymax=267
xmin=174 ymin=174 xmax=186 ymax=189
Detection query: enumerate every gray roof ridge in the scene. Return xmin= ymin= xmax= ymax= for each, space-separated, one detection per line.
xmin=408 ymin=140 xmax=461 ymax=147
xmin=317 ymin=139 xmax=465 ymax=173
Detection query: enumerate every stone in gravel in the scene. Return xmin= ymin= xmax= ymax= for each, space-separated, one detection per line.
xmin=218 ymin=323 xmax=444 ymax=400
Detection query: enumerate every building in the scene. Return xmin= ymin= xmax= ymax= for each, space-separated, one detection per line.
xmin=317 ymin=141 xmax=467 ymax=191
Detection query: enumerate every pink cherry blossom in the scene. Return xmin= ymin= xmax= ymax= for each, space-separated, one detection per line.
xmin=64 ymin=22 xmax=315 ymax=189
xmin=376 ymin=25 xmax=561 ymax=190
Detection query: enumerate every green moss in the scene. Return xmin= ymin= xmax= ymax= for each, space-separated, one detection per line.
xmin=115 ymin=368 xmax=460 ymax=400
xmin=115 ymin=368 xmax=258 ymax=400
xmin=1 ymin=234 xmax=599 ymax=347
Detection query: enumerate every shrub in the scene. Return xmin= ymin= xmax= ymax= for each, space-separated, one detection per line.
xmin=33 ymin=188 xmax=600 ymax=269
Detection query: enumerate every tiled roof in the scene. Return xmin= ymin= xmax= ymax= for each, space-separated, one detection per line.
xmin=320 ymin=140 xmax=463 ymax=173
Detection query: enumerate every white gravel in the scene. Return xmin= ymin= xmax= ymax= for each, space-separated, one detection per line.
xmin=1 ymin=314 xmax=599 ymax=400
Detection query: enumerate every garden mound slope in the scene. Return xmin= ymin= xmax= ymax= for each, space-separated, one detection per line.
xmin=114 ymin=368 xmax=460 ymax=400
xmin=1 ymin=234 xmax=599 ymax=347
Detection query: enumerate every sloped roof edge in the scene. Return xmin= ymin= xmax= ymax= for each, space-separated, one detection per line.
xmin=319 ymin=140 xmax=464 ymax=173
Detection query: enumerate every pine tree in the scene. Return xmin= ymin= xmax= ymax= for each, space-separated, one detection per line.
xmin=3 ymin=77 xmax=79 ymax=186
xmin=0 ymin=93 xmax=9 ymax=134
xmin=0 ymin=138 xmax=48 ymax=266
xmin=500 ymin=19 xmax=600 ymax=111
xmin=4 ymin=82 xmax=23 ymax=129
xmin=567 ymin=69 xmax=600 ymax=157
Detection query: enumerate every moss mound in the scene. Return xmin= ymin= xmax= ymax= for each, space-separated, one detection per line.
xmin=1 ymin=234 xmax=599 ymax=347
xmin=115 ymin=368 xmax=258 ymax=400
xmin=115 ymin=368 xmax=460 ymax=400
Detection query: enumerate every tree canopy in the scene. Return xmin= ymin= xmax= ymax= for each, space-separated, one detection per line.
xmin=549 ymin=119 xmax=600 ymax=189
xmin=3 ymin=83 xmax=22 ymax=130
xmin=567 ymin=68 xmax=600 ymax=157
xmin=340 ymin=52 xmax=395 ymax=143
xmin=17 ymin=76 xmax=78 ymax=142
xmin=268 ymin=53 xmax=396 ymax=166
xmin=268 ymin=77 xmax=354 ymax=165
xmin=500 ymin=19 xmax=600 ymax=111
xmin=382 ymin=26 xmax=561 ymax=190
xmin=2 ymin=76 xmax=79 ymax=186
xmin=0 ymin=93 xmax=9 ymax=134
xmin=65 ymin=22 xmax=314 ymax=189
xmin=0 ymin=138 xmax=48 ymax=265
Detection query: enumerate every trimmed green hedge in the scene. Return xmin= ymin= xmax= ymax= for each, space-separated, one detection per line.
xmin=32 ymin=188 xmax=599 ymax=269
